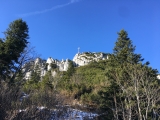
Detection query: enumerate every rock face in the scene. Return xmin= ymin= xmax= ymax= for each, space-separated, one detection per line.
xmin=22 ymin=58 xmax=47 ymax=80
xmin=22 ymin=52 xmax=108 ymax=80
xmin=22 ymin=52 xmax=110 ymax=80
xmin=22 ymin=52 xmax=160 ymax=81
xmin=46 ymin=57 xmax=69 ymax=71
xmin=73 ymin=52 xmax=108 ymax=66
xmin=23 ymin=57 xmax=70 ymax=80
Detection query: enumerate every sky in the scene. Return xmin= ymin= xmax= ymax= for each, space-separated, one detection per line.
xmin=0 ymin=0 xmax=160 ymax=72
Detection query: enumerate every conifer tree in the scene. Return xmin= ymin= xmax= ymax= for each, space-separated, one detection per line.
xmin=105 ymin=29 xmax=159 ymax=119
xmin=113 ymin=29 xmax=143 ymax=64
xmin=0 ymin=19 xmax=29 ymax=81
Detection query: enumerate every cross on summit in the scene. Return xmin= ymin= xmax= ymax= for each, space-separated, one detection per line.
xmin=78 ymin=47 xmax=80 ymax=54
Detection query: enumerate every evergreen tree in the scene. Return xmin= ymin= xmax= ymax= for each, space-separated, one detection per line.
xmin=105 ymin=30 xmax=159 ymax=119
xmin=66 ymin=60 xmax=75 ymax=77
xmin=0 ymin=19 xmax=29 ymax=81
xmin=113 ymin=29 xmax=143 ymax=64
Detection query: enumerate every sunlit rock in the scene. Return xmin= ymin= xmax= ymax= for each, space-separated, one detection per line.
xmin=73 ymin=52 xmax=108 ymax=66
xmin=157 ymin=74 xmax=160 ymax=79
xmin=23 ymin=52 xmax=109 ymax=80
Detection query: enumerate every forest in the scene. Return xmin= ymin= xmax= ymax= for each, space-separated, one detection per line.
xmin=0 ymin=19 xmax=160 ymax=120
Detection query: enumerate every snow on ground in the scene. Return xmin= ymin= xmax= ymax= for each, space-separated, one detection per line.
xmin=19 ymin=92 xmax=98 ymax=119
xmin=50 ymin=108 xmax=98 ymax=120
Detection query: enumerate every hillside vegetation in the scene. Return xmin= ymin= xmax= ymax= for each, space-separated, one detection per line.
xmin=0 ymin=19 xmax=160 ymax=120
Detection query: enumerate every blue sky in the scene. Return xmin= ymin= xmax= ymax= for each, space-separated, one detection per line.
xmin=0 ymin=0 xmax=160 ymax=72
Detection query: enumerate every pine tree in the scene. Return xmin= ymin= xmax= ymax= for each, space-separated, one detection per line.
xmin=105 ymin=29 xmax=159 ymax=119
xmin=113 ymin=29 xmax=143 ymax=64
xmin=0 ymin=19 xmax=29 ymax=81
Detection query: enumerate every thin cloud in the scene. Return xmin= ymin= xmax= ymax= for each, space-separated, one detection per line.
xmin=70 ymin=0 xmax=80 ymax=3
xmin=18 ymin=0 xmax=80 ymax=17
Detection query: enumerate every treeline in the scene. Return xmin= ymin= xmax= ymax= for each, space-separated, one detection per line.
xmin=0 ymin=19 xmax=160 ymax=120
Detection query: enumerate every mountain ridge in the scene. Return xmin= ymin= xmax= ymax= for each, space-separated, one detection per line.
xmin=23 ymin=52 xmax=109 ymax=80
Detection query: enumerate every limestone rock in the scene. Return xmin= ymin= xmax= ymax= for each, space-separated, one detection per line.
xmin=73 ymin=52 xmax=108 ymax=66
xmin=23 ymin=58 xmax=46 ymax=80
xmin=23 ymin=52 xmax=109 ymax=80
xmin=46 ymin=57 xmax=69 ymax=71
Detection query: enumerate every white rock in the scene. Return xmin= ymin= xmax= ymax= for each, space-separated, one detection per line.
xmin=23 ymin=52 xmax=109 ymax=80
xmin=73 ymin=52 xmax=108 ymax=66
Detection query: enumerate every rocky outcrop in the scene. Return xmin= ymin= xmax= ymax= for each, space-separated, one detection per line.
xmin=22 ymin=52 xmax=109 ymax=80
xmin=157 ymin=74 xmax=160 ymax=79
xmin=22 ymin=58 xmax=47 ymax=80
xmin=73 ymin=52 xmax=108 ymax=66
xmin=22 ymin=53 xmax=160 ymax=81
xmin=23 ymin=57 xmax=70 ymax=80
xmin=46 ymin=57 xmax=69 ymax=71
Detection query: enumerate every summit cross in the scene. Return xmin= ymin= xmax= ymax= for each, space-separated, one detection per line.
xmin=78 ymin=47 xmax=80 ymax=53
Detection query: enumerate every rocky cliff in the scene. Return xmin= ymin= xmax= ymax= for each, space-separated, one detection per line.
xmin=22 ymin=52 xmax=108 ymax=80
xmin=22 ymin=52 xmax=160 ymax=80
xmin=73 ymin=52 xmax=108 ymax=66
